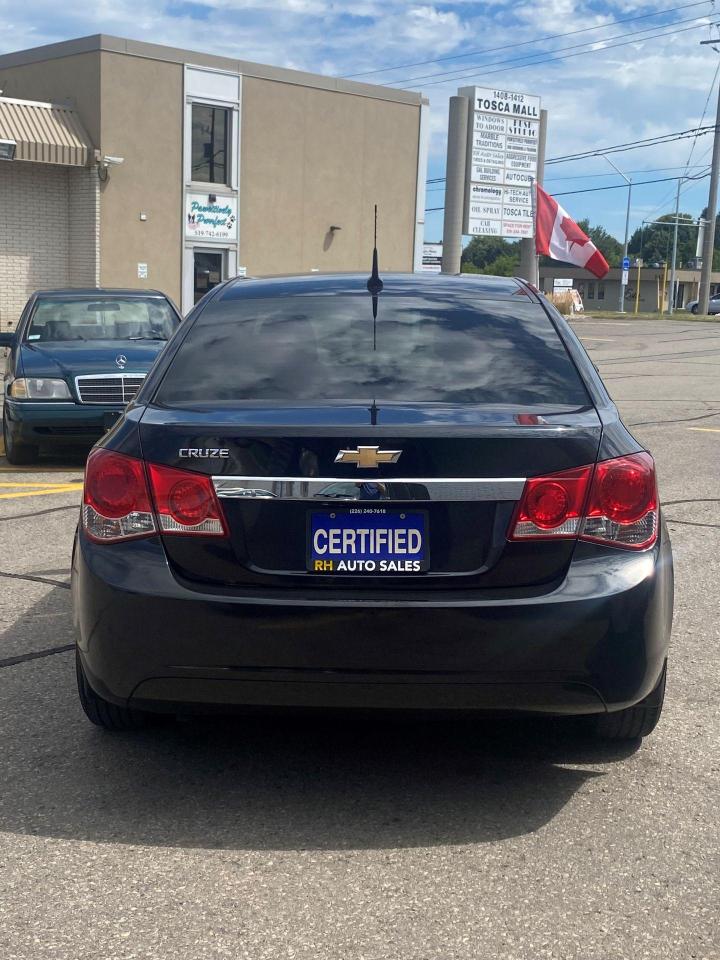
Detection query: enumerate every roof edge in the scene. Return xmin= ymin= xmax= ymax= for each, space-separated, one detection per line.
xmin=0 ymin=34 xmax=424 ymax=106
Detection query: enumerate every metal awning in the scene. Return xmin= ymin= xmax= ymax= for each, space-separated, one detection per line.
xmin=0 ymin=96 xmax=93 ymax=166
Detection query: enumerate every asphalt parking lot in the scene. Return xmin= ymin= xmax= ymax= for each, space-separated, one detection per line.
xmin=0 ymin=319 xmax=719 ymax=960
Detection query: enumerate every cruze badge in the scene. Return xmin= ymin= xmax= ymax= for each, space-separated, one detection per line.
xmin=334 ymin=445 xmax=402 ymax=469
xmin=179 ymin=448 xmax=230 ymax=458
xmin=115 ymin=354 xmax=127 ymax=369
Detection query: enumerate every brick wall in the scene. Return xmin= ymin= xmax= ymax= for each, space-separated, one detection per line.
xmin=0 ymin=162 xmax=99 ymax=330
xmin=68 ymin=167 xmax=100 ymax=289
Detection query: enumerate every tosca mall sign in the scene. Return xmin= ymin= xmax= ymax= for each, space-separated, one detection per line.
xmin=185 ymin=193 xmax=238 ymax=241
xmin=458 ymin=86 xmax=541 ymax=240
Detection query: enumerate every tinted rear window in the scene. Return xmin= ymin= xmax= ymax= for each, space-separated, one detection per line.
xmin=156 ymin=295 xmax=590 ymax=406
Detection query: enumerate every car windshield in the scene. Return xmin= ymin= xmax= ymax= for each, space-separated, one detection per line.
xmin=156 ymin=294 xmax=591 ymax=406
xmin=25 ymin=297 xmax=178 ymax=343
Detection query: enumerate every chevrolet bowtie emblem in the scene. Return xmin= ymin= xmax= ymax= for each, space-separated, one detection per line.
xmin=334 ymin=445 xmax=402 ymax=469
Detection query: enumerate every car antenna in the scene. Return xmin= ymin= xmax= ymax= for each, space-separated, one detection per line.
xmin=367 ymin=204 xmax=384 ymax=297
xmin=367 ymin=204 xmax=383 ymax=352
xmin=367 ymin=205 xmax=383 ymax=426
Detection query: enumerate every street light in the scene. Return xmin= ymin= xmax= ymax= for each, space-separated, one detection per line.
xmin=604 ymin=155 xmax=632 ymax=313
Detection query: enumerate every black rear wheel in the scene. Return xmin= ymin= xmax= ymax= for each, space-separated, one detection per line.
xmin=691 ymin=304 xmax=699 ymax=315
xmin=76 ymin=650 xmax=148 ymax=731
xmin=594 ymin=663 xmax=667 ymax=740
xmin=3 ymin=409 xmax=39 ymax=465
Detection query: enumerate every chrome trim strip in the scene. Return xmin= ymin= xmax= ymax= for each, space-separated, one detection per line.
xmin=212 ymin=476 xmax=525 ymax=502
xmin=74 ymin=373 xmax=146 ymax=405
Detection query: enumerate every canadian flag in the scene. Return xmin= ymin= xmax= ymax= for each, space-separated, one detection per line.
xmin=535 ymin=184 xmax=610 ymax=279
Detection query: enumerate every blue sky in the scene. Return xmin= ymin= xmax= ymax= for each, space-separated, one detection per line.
xmin=1 ymin=0 xmax=718 ymax=243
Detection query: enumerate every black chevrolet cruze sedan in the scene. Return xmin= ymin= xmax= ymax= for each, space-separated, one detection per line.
xmin=72 ymin=273 xmax=673 ymax=740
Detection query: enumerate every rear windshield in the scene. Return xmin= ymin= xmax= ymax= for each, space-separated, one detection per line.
xmin=26 ymin=297 xmax=178 ymax=343
xmin=156 ymin=295 xmax=590 ymax=406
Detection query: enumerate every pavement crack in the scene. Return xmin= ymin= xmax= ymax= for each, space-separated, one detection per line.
xmin=662 ymin=498 xmax=720 ymax=506
xmin=0 ymin=504 xmax=79 ymax=523
xmin=0 ymin=644 xmax=74 ymax=669
xmin=628 ymin=410 xmax=720 ymax=427
xmin=0 ymin=570 xmax=70 ymax=590
xmin=665 ymin=518 xmax=720 ymax=530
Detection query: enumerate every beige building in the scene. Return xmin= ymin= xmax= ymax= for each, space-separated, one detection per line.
xmin=539 ymin=265 xmax=720 ymax=313
xmin=0 ymin=35 xmax=429 ymax=328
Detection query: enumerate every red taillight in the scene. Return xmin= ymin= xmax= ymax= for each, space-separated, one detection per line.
xmin=147 ymin=463 xmax=226 ymax=536
xmin=510 ymin=465 xmax=592 ymax=540
xmin=509 ymin=452 xmax=658 ymax=550
xmin=582 ymin=452 xmax=658 ymax=549
xmin=82 ymin=452 xmax=228 ymax=543
xmin=83 ymin=449 xmax=156 ymax=542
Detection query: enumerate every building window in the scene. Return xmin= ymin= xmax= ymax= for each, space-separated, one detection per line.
xmin=191 ymin=104 xmax=229 ymax=184
xmin=597 ymin=282 xmax=605 ymax=301
xmin=587 ymin=282 xmax=595 ymax=299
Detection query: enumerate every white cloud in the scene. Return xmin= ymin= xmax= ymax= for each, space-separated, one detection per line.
xmin=0 ymin=0 xmax=716 ymax=238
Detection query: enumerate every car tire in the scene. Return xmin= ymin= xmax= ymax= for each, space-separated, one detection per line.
xmin=76 ymin=650 xmax=148 ymax=731
xmin=2 ymin=409 xmax=39 ymax=465
xmin=593 ymin=663 xmax=667 ymax=740
xmin=691 ymin=305 xmax=699 ymax=315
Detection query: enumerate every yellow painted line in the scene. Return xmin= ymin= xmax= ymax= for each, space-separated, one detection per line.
xmin=0 ymin=466 xmax=84 ymax=474
xmin=688 ymin=426 xmax=720 ymax=433
xmin=0 ymin=483 xmax=82 ymax=500
xmin=0 ymin=481 xmax=82 ymax=488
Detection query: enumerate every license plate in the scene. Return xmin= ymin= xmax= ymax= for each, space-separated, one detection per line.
xmin=308 ymin=509 xmax=428 ymax=574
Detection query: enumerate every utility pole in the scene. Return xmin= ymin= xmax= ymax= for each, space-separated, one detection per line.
xmin=604 ymin=155 xmax=632 ymax=313
xmin=669 ymin=179 xmax=682 ymax=315
xmin=441 ymin=96 xmax=470 ymax=274
xmin=518 ymin=109 xmax=548 ymax=285
xmin=698 ymin=39 xmax=720 ymax=314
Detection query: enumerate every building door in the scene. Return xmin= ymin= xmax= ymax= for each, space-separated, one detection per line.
xmin=193 ymin=250 xmax=224 ymax=304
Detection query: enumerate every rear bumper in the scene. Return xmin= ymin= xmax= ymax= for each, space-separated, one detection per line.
xmin=4 ymin=398 xmax=120 ymax=445
xmin=72 ymin=531 xmax=674 ymax=716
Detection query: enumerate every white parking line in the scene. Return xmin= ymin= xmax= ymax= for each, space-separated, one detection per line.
xmin=579 ymin=337 xmax=616 ymax=342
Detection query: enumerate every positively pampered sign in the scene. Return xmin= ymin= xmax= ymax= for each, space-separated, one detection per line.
xmin=185 ymin=193 xmax=238 ymax=241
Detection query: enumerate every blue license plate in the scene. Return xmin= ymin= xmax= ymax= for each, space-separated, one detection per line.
xmin=308 ymin=509 xmax=428 ymax=574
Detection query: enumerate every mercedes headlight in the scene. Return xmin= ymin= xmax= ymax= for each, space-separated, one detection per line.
xmin=9 ymin=378 xmax=72 ymax=400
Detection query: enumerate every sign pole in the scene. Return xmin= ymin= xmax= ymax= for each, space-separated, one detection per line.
xmin=634 ymin=263 xmax=642 ymax=314
xmin=441 ymin=96 xmax=470 ymax=274
xmin=518 ymin=109 xmax=547 ymax=285
xmin=668 ymin=178 xmax=681 ymax=315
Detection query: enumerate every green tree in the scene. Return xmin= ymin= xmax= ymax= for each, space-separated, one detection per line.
xmin=628 ymin=213 xmax=697 ymax=268
xmin=479 ymin=252 xmax=520 ymax=276
xmin=461 ymin=235 xmax=519 ymax=271
xmin=577 ymin=220 xmax=623 ymax=267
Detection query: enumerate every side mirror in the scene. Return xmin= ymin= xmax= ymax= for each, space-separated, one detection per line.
xmin=0 ymin=331 xmax=15 ymax=347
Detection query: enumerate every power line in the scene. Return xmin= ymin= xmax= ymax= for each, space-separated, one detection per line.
xmin=683 ymin=58 xmax=720 ymax=176
xmin=648 ymin=136 xmax=715 ymax=217
xmin=401 ymin=19 xmax=711 ymax=89
xmin=424 ymin=125 xmax=716 ymax=188
xmin=423 ymin=167 xmax=712 ymax=212
xmin=546 ymin=164 xmax=710 ymax=182
xmin=552 ymin=167 xmax=710 ymax=197
xmin=547 ymin=125 xmax=714 ymax=164
xmin=424 ymin=164 xmax=711 ymax=192
xmin=342 ymin=0 xmax=710 ymax=79
xmin=384 ymin=12 xmax=709 ymax=87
